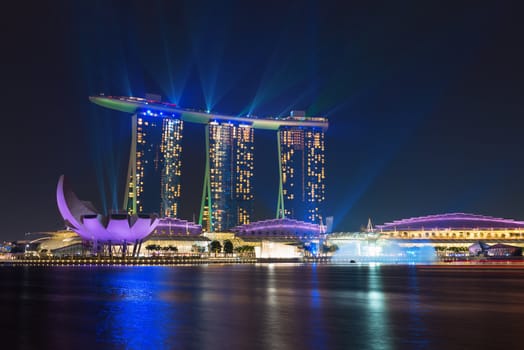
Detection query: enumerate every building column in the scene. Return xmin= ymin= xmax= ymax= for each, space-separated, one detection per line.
xmin=199 ymin=124 xmax=213 ymax=231
xmin=276 ymin=130 xmax=285 ymax=219
xmin=124 ymin=114 xmax=138 ymax=214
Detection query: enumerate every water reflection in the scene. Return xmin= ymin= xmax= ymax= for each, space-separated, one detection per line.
xmin=96 ymin=268 xmax=177 ymax=349
xmin=310 ymin=264 xmax=321 ymax=309
xmin=332 ymin=239 xmax=436 ymax=264
xmin=3 ymin=265 xmax=524 ymax=349
xmin=366 ymin=265 xmax=392 ymax=350
xmin=308 ymin=264 xmax=327 ymax=350
xmin=263 ymin=264 xmax=283 ymax=349
xmin=405 ymin=267 xmax=429 ymax=348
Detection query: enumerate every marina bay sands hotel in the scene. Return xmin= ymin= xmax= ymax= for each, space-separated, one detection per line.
xmin=90 ymin=95 xmax=328 ymax=232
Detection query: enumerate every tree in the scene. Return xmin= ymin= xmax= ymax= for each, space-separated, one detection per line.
xmin=234 ymin=245 xmax=255 ymax=257
xmin=320 ymin=244 xmax=331 ymax=256
xmin=301 ymin=242 xmax=317 ymax=257
xmin=210 ymin=240 xmax=222 ymax=255
xmin=223 ymin=240 xmax=234 ymax=255
xmin=146 ymin=244 xmax=156 ymax=250
xmin=191 ymin=244 xmax=205 ymax=253
xmin=9 ymin=245 xmax=25 ymax=254
xmin=145 ymin=244 xmax=160 ymax=256
xmin=329 ymin=244 xmax=339 ymax=254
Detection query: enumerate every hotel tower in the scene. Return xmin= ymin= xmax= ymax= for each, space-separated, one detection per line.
xmin=90 ymin=96 xmax=327 ymax=231
xmin=200 ymin=121 xmax=254 ymax=232
xmin=276 ymin=111 xmax=326 ymax=224
xmin=124 ymin=108 xmax=183 ymax=218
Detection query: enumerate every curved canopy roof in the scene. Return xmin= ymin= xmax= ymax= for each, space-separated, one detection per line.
xmin=376 ymin=213 xmax=524 ymax=231
xmin=89 ymin=96 xmax=328 ymax=131
xmin=231 ymin=218 xmax=323 ymax=236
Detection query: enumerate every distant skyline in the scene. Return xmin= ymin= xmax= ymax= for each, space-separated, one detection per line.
xmin=1 ymin=0 xmax=523 ymax=240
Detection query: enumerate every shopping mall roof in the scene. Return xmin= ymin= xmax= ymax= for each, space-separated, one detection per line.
xmin=231 ymin=218 xmax=324 ymax=238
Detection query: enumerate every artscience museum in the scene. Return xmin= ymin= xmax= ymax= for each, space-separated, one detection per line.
xmin=56 ymin=175 xmax=159 ymax=256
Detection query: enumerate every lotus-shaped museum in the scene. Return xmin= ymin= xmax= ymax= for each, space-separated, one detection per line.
xmin=56 ymin=175 xmax=159 ymax=243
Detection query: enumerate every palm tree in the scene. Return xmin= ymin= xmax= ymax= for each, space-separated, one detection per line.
xmin=160 ymin=246 xmax=170 ymax=256
xmin=168 ymin=245 xmax=178 ymax=255
xmin=243 ymin=245 xmax=255 ymax=257
xmin=329 ymin=244 xmax=339 ymax=254
xmin=320 ymin=244 xmax=331 ymax=256
xmin=145 ymin=244 xmax=158 ymax=256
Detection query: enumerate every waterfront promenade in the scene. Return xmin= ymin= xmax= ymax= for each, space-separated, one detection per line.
xmin=0 ymin=256 xmax=257 ymax=266
xmin=2 ymin=255 xmax=524 ymax=266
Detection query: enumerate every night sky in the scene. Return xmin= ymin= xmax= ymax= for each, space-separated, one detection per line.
xmin=1 ymin=0 xmax=523 ymax=240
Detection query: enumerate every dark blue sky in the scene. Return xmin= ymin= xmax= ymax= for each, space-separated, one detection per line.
xmin=1 ymin=0 xmax=523 ymax=240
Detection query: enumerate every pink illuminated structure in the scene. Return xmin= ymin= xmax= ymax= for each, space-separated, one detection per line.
xmin=231 ymin=218 xmax=325 ymax=241
xmin=56 ymin=175 xmax=159 ymax=247
xmin=376 ymin=213 xmax=524 ymax=231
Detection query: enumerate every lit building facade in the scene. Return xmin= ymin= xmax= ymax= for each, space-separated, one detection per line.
xmin=125 ymin=110 xmax=183 ymax=217
xmin=90 ymin=96 xmax=328 ymax=230
xmin=200 ymin=121 xmax=254 ymax=232
xmin=328 ymin=213 xmax=524 ymax=259
xmin=234 ymin=124 xmax=255 ymax=226
xmin=376 ymin=213 xmax=524 ymax=241
xmin=277 ymin=111 xmax=326 ymax=224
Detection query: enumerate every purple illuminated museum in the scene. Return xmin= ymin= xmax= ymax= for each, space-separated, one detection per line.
xmin=56 ymin=175 xmax=159 ymax=250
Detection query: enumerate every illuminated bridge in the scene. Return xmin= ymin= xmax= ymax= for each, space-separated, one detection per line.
xmin=90 ymin=95 xmax=328 ymax=232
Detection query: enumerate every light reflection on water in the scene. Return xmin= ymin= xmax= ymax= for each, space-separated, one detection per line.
xmin=366 ymin=265 xmax=392 ymax=350
xmin=405 ymin=266 xmax=429 ymax=349
xmin=96 ymin=267 xmax=176 ymax=349
xmin=263 ymin=263 xmax=283 ymax=350
xmin=333 ymin=240 xmax=437 ymax=264
xmin=2 ymin=264 xmax=524 ymax=349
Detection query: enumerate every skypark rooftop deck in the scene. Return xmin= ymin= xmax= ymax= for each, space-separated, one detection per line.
xmin=89 ymin=95 xmax=328 ymax=130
